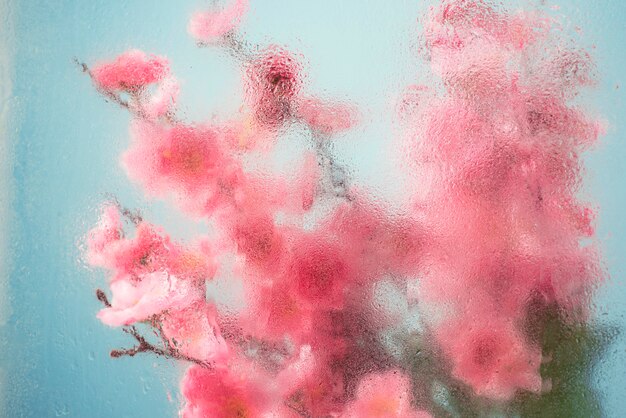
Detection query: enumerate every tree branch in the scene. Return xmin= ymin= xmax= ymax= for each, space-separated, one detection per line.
xmin=94 ymin=289 xmax=211 ymax=368
xmin=110 ymin=325 xmax=212 ymax=368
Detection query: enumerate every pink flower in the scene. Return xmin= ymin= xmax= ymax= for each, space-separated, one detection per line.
xmin=342 ymin=370 xmax=431 ymax=418
xmin=98 ymin=271 xmax=203 ymax=327
xmin=236 ymin=227 xmax=357 ymax=343
xmin=507 ymin=12 xmax=546 ymax=50
xmin=239 ymin=279 xmax=314 ymax=343
xmin=85 ymin=210 xmax=172 ymax=280
xmin=245 ymin=46 xmax=302 ymax=127
xmin=145 ymin=124 xmax=222 ymax=189
xmin=288 ymin=234 xmax=354 ymax=309
xmin=424 ymin=0 xmax=543 ymax=54
xmin=297 ymin=97 xmax=358 ymax=135
xmin=231 ymin=213 xmax=285 ymax=270
xmin=99 ymin=221 xmax=171 ymax=280
xmin=436 ymin=316 xmax=542 ymax=400
xmin=123 ymin=120 xmax=242 ymax=216
xmin=85 ymin=204 xmax=122 ymax=267
xmin=223 ymin=115 xmax=276 ymax=151
xmin=326 ymin=200 xmax=423 ymax=277
xmin=162 ymin=301 xmax=229 ymax=364
xmin=166 ymin=237 xmax=218 ymax=282
xmin=188 ymin=0 xmax=249 ymax=44
xmin=180 ymin=364 xmax=272 ymax=418
xmin=86 ymin=207 xmax=217 ymax=282
xmin=92 ymin=49 xmax=169 ymax=91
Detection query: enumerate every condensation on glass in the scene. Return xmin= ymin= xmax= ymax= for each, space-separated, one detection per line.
xmin=2 ymin=1 xmax=626 ymax=417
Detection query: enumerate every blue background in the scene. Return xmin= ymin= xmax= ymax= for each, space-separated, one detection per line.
xmin=2 ymin=0 xmax=625 ymax=416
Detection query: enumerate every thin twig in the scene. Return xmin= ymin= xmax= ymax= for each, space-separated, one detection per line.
xmin=110 ymin=325 xmax=212 ymax=368
xmin=310 ymin=129 xmax=353 ymax=201
xmin=96 ymin=289 xmax=111 ymax=307
xmin=100 ymin=194 xmax=143 ymax=225
xmin=220 ymin=31 xmax=254 ymax=61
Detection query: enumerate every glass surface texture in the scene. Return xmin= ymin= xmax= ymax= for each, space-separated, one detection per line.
xmin=2 ymin=0 xmax=626 ymax=417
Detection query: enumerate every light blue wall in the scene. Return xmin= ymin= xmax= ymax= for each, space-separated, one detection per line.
xmin=2 ymin=1 xmax=624 ymax=416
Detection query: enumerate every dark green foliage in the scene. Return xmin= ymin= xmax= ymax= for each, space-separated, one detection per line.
xmin=511 ymin=308 xmax=617 ymax=418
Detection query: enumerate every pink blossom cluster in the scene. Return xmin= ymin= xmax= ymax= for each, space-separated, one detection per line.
xmin=85 ymin=205 xmax=228 ymax=363
xmin=405 ymin=0 xmax=602 ymax=400
xmin=91 ymin=49 xmax=169 ymax=91
xmin=83 ymin=0 xmax=603 ymax=416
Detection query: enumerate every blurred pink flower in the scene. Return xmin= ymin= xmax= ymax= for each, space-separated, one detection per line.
xmin=342 ymin=370 xmax=431 ymax=418
xmin=281 ymin=356 xmax=345 ymax=417
xmin=85 ymin=204 xmax=122 ymax=267
xmin=162 ymin=301 xmax=229 ymax=364
xmin=436 ymin=316 xmax=542 ymax=400
xmin=180 ymin=363 xmax=273 ymax=418
xmin=92 ymin=49 xmax=169 ymax=91
xmin=327 ymin=200 xmax=423 ymax=277
xmin=86 ymin=216 xmax=172 ymax=281
xmin=188 ymin=0 xmax=249 ymax=44
xmin=289 ymin=234 xmax=354 ymax=310
xmin=251 ymin=281 xmax=314 ymax=343
xmin=166 ymin=237 xmax=218 ymax=282
xmin=123 ymin=120 xmax=244 ymax=217
xmin=297 ymin=97 xmax=357 ymax=135
xmin=232 ymin=213 xmax=285 ymax=271
xmin=245 ymin=46 xmax=302 ymax=127
xmin=86 ymin=207 xmax=217 ymax=284
xmin=98 ymin=271 xmax=202 ymax=327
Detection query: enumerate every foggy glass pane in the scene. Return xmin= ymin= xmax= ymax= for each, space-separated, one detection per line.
xmin=2 ymin=1 xmax=625 ymax=417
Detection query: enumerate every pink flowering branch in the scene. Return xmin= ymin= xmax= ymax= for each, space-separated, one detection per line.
xmin=75 ymin=58 xmax=179 ymax=123
xmin=74 ymin=59 xmax=145 ymax=118
xmin=80 ymin=1 xmax=608 ymax=416
xmin=95 ymin=289 xmax=212 ymax=368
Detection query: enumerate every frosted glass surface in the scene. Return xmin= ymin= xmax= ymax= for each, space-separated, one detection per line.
xmin=2 ymin=1 xmax=626 ymax=417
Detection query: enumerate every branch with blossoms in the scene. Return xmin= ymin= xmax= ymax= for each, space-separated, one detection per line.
xmin=94 ymin=289 xmax=212 ymax=368
xmin=80 ymin=0 xmax=615 ymax=417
